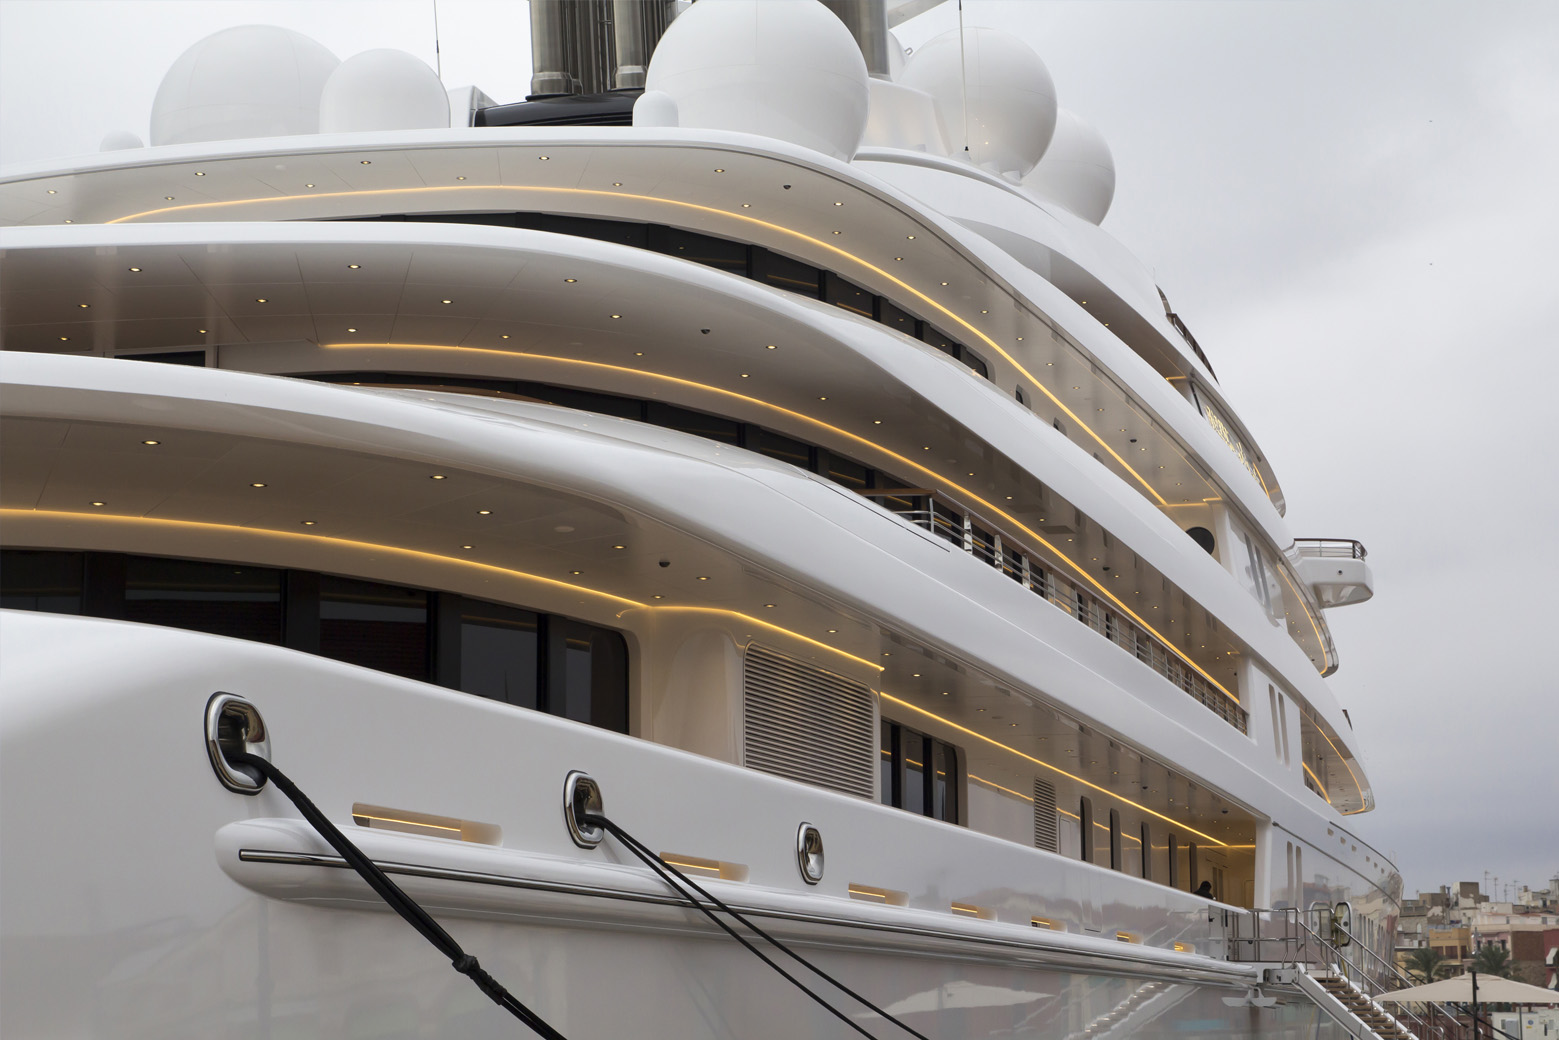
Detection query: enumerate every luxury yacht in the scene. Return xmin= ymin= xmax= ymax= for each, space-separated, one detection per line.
xmin=1 ymin=2 xmax=1417 ymax=1036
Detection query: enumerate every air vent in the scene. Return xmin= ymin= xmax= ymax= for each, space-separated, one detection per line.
xmin=1034 ymin=778 xmax=1058 ymax=852
xmin=742 ymin=645 xmax=875 ymax=798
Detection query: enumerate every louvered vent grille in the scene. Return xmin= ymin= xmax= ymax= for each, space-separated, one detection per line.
xmin=742 ymin=644 xmax=875 ymax=798
xmin=1034 ymin=778 xmax=1058 ymax=852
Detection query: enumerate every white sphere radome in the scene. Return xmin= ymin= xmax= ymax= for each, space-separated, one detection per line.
xmin=319 ymin=49 xmax=449 ymax=133
xmin=150 ymin=25 xmax=339 ymax=146
xmin=99 ymin=130 xmax=144 ymax=151
xmin=1022 ymin=108 xmax=1117 ymax=224
xmin=632 ymin=90 xmax=680 ymax=129
xmin=899 ymin=27 xmax=1057 ymax=180
xmin=643 ymin=0 xmax=869 ymax=162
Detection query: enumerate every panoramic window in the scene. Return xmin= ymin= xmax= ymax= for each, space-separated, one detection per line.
xmin=880 ymin=719 xmax=962 ymax=824
xmin=0 ymin=549 xmax=630 ymax=734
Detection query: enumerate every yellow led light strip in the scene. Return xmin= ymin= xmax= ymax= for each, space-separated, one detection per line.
xmin=1307 ymin=716 xmax=1366 ymax=814
xmin=1 ymin=509 xmax=877 ymax=672
xmin=1277 ymin=564 xmax=1333 ymax=674
xmin=884 ymin=692 xmax=1225 ymax=845
xmin=324 ymin=342 xmax=1237 ymax=705
xmin=1301 ymin=762 xmax=1333 ymax=805
xmin=106 ymin=182 xmax=1171 ymax=504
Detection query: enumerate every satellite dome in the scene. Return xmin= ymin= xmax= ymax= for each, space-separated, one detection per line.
xmin=642 ymin=0 xmax=869 ymax=162
xmin=899 ymin=27 xmax=1057 ymax=180
xmin=1022 ymin=109 xmax=1116 ymax=224
xmin=150 ymin=25 xmax=338 ymax=146
xmin=633 ymin=89 xmax=680 ymax=129
xmin=319 ymin=49 xmax=449 ymax=133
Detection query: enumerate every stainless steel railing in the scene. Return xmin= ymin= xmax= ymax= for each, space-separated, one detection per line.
xmin=1223 ymin=907 xmax=1504 ymax=1040
xmin=861 ymin=488 xmax=1249 ymax=734
xmin=1295 ymin=538 xmax=1369 ymax=561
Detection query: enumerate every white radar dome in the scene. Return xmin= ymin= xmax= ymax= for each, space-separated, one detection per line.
xmin=899 ymin=27 xmax=1057 ymax=181
xmin=633 ymin=89 xmax=680 ymax=128
xmin=319 ymin=49 xmax=449 ymax=133
xmin=1022 ymin=108 xmax=1116 ymax=224
xmin=641 ymin=0 xmax=869 ymax=162
xmin=100 ymin=130 xmax=144 ymax=151
xmin=150 ymin=25 xmax=339 ymax=146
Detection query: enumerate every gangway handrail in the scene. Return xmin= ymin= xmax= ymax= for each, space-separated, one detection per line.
xmin=1224 ymin=906 xmax=1502 ymax=1040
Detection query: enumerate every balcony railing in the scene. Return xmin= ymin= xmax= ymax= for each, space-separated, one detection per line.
xmin=1294 ymin=538 xmax=1368 ymax=561
xmin=861 ymin=489 xmax=1248 ymax=734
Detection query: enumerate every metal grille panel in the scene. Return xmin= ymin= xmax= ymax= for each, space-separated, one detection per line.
xmin=1034 ymin=778 xmax=1058 ymax=852
xmin=742 ymin=645 xmax=875 ymax=798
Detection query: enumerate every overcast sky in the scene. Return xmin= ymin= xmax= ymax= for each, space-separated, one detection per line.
xmin=2 ymin=0 xmax=1555 ymax=901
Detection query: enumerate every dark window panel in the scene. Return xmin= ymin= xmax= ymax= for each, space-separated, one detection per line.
xmin=83 ymin=552 xmax=126 ymax=619
xmin=903 ymin=729 xmax=928 ymax=815
xmin=878 ymin=299 xmax=921 ymax=339
xmin=527 ymin=383 xmax=646 ymax=420
xmin=124 ymin=556 xmax=283 ymax=644
xmin=880 ymin=719 xmax=897 ymax=806
xmin=962 ymin=351 xmax=990 ymax=379
xmin=823 ymin=272 xmax=876 ymax=319
xmin=0 ymin=549 xmax=83 ymax=614
xmin=406 ymin=212 xmax=516 ymax=228
xmin=646 ymin=402 xmax=742 ymax=445
xmin=969 ymin=523 xmax=998 ymax=566
xmin=512 ymin=212 xmax=649 ymax=248
xmin=821 ymin=451 xmax=871 ymax=491
xmin=656 ymin=226 xmax=750 ymax=274
xmin=319 ymin=576 xmax=429 ymax=681
xmin=922 ymin=327 xmax=960 ymax=358
xmin=118 ymin=350 xmax=206 ymax=366
xmin=750 ymin=428 xmax=814 ymax=469
xmin=752 ymin=248 xmax=821 ymax=298
xmin=549 ymin=618 xmax=628 ymax=733
xmin=460 ymin=600 xmax=541 ymax=710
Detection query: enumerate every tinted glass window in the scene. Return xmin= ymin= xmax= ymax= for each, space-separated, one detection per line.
xmin=660 ymin=227 xmax=749 ymax=274
xmin=933 ymin=739 xmax=957 ymax=822
xmin=902 ymin=729 xmax=927 ymax=814
xmin=0 ymin=549 xmax=82 ymax=613
xmin=320 ymin=576 xmax=428 ymax=680
xmin=527 ymin=384 xmax=645 ymax=420
xmin=879 ymin=719 xmax=897 ymax=806
xmin=514 ymin=213 xmax=650 ymax=249
xmin=922 ymin=327 xmax=959 ymax=358
xmin=824 ymin=272 xmax=875 ymax=318
xmin=124 ymin=556 xmax=282 ymax=643
xmin=822 ymin=452 xmax=870 ymax=491
xmin=878 ymin=299 xmax=920 ymax=339
xmin=647 ymin=402 xmax=741 ymax=445
xmin=753 ymin=249 xmax=821 ymax=298
xmin=881 ymin=720 xmax=961 ymax=823
xmin=962 ymin=351 xmax=990 ymax=379
xmin=460 ymin=601 xmax=540 ymax=709
xmin=750 ymin=428 xmax=813 ymax=469
xmin=551 ymin=618 xmax=628 ymax=732
xmin=119 ymin=350 xmax=205 ymax=366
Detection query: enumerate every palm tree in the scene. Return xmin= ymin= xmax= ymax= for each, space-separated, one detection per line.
xmin=1404 ymin=947 xmax=1449 ymax=983
xmin=1470 ymin=943 xmax=1515 ymax=979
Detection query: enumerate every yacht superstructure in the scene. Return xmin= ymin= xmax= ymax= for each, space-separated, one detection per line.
xmin=1 ymin=2 xmax=1407 ymax=1036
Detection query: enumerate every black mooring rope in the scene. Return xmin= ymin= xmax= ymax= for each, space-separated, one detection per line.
xmin=227 ymin=751 xmax=568 ymax=1040
xmin=585 ymin=813 xmax=932 ymax=1040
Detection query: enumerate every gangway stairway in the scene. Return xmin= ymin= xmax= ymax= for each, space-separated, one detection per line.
xmin=1298 ymin=966 xmax=1418 ymax=1040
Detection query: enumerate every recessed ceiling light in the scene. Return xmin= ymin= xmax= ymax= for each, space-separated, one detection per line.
xmin=610 ymin=313 xmax=621 ymax=319
xmin=256 ymin=298 xmax=267 ymax=303
xmin=163 ymin=196 xmax=174 ymax=201
xmin=141 ymin=439 xmax=160 ymax=445
xmin=430 ymin=474 xmax=446 ymax=480
xmin=77 ymin=302 xmax=90 ymax=309
xmin=872 ymin=419 xmax=882 ymax=424
xmin=346 ymin=327 xmax=356 ymax=332
xmin=456 ymin=175 xmax=466 ymax=181
xmin=58 ymin=336 xmax=69 ymax=341
xmin=441 ymin=299 xmax=452 ymax=304
xmin=652 ymin=594 xmax=664 ymax=600
xmin=741 ymin=203 xmax=751 ymax=208
xmin=740 ymin=373 xmax=750 ymax=378
xmin=501 ymin=334 xmax=509 ymax=339
xmin=90 ymin=501 xmax=106 ymax=507
xmin=347 ymin=264 xmax=360 ymax=269
xmin=912 ymin=673 xmax=921 ymax=677
xmin=128 ymin=267 xmax=141 ymax=272
xmin=302 ymin=520 xmax=316 ymax=526
xmin=833 ymin=201 xmax=843 ymax=206
xmin=634 ymin=351 xmax=644 ymax=356
xmin=696 ymin=575 xmax=710 ymax=581
xmin=199 ymin=329 xmax=207 ymax=334
xmin=570 ymin=570 xmax=582 ymax=575
xmin=906 ymin=235 xmax=915 ymax=240
xmin=827 ymin=628 xmax=837 ymax=633
xmin=763 ymin=603 xmax=775 ymax=608
xmin=359 ymin=160 xmax=371 ymax=165
xmin=538 ymin=155 xmax=549 ymax=161
xmin=612 ymin=181 xmax=622 ymax=186
xmin=765 ymin=344 xmax=776 ymax=350
xmin=250 ymin=482 xmax=267 ymax=488
xmin=194 ymin=171 xmax=205 ymax=176
xmin=461 ymin=544 xmax=474 ymax=549
xmin=713 ymin=168 xmax=724 ymax=173
xmin=477 ymin=509 xmax=492 ymax=515
xmin=941 ymin=281 xmax=949 ymax=286
xmin=63 ymin=219 xmax=72 ymax=223
xmin=47 ymin=189 xmax=57 ymax=194
xmin=611 ymin=544 xmax=625 ymax=550
xmin=306 ymin=183 xmax=314 ymax=187
xmin=832 ymin=230 xmax=841 ymax=235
